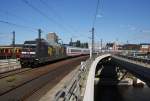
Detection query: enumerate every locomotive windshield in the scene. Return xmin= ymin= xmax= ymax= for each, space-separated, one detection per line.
xmin=22 ymin=41 xmax=37 ymax=52
xmin=22 ymin=45 xmax=36 ymax=52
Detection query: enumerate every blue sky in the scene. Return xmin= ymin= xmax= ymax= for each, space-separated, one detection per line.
xmin=0 ymin=0 xmax=150 ymax=45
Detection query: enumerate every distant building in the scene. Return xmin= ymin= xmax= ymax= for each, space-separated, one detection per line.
xmin=106 ymin=42 xmax=117 ymax=51
xmin=117 ymin=45 xmax=123 ymax=50
xmin=120 ymin=43 xmax=150 ymax=53
xmin=140 ymin=43 xmax=150 ymax=52
xmin=69 ymin=40 xmax=88 ymax=48
xmin=46 ymin=32 xmax=58 ymax=43
xmin=122 ymin=44 xmax=140 ymax=51
xmin=88 ymin=42 xmax=101 ymax=50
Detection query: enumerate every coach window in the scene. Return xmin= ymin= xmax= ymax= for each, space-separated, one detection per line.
xmin=8 ymin=49 xmax=10 ymax=53
xmin=5 ymin=49 xmax=8 ymax=53
xmin=16 ymin=49 xmax=19 ymax=53
xmin=19 ymin=49 xmax=21 ymax=52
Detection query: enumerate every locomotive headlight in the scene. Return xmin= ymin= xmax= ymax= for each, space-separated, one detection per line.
xmin=30 ymin=52 xmax=36 ymax=54
xmin=21 ymin=52 xmax=27 ymax=54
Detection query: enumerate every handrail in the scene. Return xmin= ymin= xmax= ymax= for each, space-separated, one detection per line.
xmin=116 ymin=54 xmax=150 ymax=64
xmin=0 ymin=59 xmax=21 ymax=73
xmin=54 ymin=54 xmax=111 ymax=101
xmin=54 ymin=58 xmax=93 ymax=101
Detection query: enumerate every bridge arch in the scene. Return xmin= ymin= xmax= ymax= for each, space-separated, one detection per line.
xmin=83 ymin=54 xmax=111 ymax=101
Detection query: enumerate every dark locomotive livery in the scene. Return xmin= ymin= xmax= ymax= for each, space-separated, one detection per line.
xmin=20 ymin=38 xmax=66 ymax=66
xmin=20 ymin=38 xmax=90 ymax=67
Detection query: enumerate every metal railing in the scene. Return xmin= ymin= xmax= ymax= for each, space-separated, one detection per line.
xmin=0 ymin=59 xmax=21 ymax=73
xmin=116 ymin=54 xmax=150 ymax=64
xmin=54 ymin=58 xmax=94 ymax=101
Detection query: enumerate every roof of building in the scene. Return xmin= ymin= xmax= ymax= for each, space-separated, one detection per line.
xmin=140 ymin=43 xmax=150 ymax=45
xmin=0 ymin=44 xmax=23 ymax=48
xmin=106 ymin=43 xmax=115 ymax=47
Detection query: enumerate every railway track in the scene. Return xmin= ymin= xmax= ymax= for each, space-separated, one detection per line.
xmin=0 ymin=68 xmax=32 ymax=79
xmin=0 ymin=55 xmax=89 ymax=101
xmin=0 ymin=55 xmax=86 ymax=79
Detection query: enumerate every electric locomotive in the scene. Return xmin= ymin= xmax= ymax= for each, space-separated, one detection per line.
xmin=20 ymin=38 xmax=66 ymax=67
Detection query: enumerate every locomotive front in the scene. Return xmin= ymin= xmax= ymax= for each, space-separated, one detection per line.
xmin=20 ymin=40 xmax=37 ymax=66
xmin=20 ymin=38 xmax=66 ymax=67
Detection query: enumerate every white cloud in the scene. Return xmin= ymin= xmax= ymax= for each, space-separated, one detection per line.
xmin=127 ymin=25 xmax=137 ymax=31
xmin=96 ymin=14 xmax=103 ymax=18
xmin=0 ymin=34 xmax=12 ymax=39
xmin=140 ymin=30 xmax=150 ymax=33
xmin=120 ymin=24 xmax=137 ymax=31
xmin=132 ymin=33 xmax=150 ymax=40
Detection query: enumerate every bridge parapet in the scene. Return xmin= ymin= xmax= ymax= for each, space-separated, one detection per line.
xmin=54 ymin=55 xmax=96 ymax=101
xmin=54 ymin=54 xmax=111 ymax=101
xmin=83 ymin=54 xmax=111 ymax=101
xmin=113 ymin=55 xmax=150 ymax=68
xmin=116 ymin=54 xmax=150 ymax=64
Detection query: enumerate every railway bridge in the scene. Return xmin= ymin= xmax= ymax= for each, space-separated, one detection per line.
xmin=54 ymin=53 xmax=150 ymax=101
xmin=0 ymin=54 xmax=150 ymax=101
xmin=82 ymin=54 xmax=150 ymax=101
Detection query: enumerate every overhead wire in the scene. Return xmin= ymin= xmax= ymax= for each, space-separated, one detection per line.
xmin=0 ymin=32 xmax=13 ymax=45
xmin=0 ymin=33 xmax=12 ymax=38
xmin=0 ymin=9 xmax=29 ymax=23
xmin=0 ymin=9 xmax=47 ymax=33
xmin=39 ymin=0 xmax=63 ymax=22
xmin=92 ymin=0 xmax=100 ymax=28
xmin=0 ymin=0 xmax=89 ymax=42
xmin=39 ymin=0 xmax=78 ymax=33
xmin=22 ymin=0 xmax=73 ymax=34
xmin=40 ymin=0 xmax=90 ymax=41
xmin=0 ymin=20 xmax=38 ymax=31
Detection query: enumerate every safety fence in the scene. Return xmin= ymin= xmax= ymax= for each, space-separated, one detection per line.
xmin=0 ymin=59 xmax=21 ymax=73
xmin=54 ymin=57 xmax=95 ymax=101
xmin=116 ymin=54 xmax=150 ymax=64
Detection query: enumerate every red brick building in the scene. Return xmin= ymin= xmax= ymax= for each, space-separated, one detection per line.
xmin=140 ymin=44 xmax=150 ymax=53
xmin=122 ymin=44 xmax=140 ymax=51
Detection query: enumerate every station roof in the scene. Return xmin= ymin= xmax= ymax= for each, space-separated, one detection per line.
xmin=0 ymin=44 xmax=23 ymax=48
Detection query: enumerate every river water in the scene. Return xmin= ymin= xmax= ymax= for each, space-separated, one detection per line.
xmin=95 ymin=85 xmax=150 ymax=101
xmin=94 ymin=62 xmax=150 ymax=101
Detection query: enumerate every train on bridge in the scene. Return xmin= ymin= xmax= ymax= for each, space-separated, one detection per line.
xmin=20 ymin=38 xmax=90 ymax=67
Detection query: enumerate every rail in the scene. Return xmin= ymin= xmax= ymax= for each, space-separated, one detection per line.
xmin=0 ymin=59 xmax=21 ymax=73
